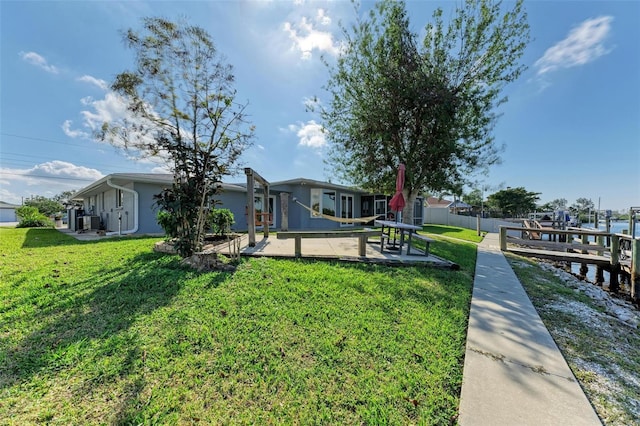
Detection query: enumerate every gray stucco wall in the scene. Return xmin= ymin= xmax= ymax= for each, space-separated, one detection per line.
xmin=77 ymin=177 xmax=394 ymax=234
xmin=133 ymin=182 xmax=165 ymax=234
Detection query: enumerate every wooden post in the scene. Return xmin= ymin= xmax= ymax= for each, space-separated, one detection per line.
xmin=595 ymin=235 xmax=604 ymax=285
xmin=610 ymin=234 xmax=619 ymax=293
xmin=476 ymin=214 xmax=481 ymax=236
xmin=294 ymin=236 xmax=301 ymax=258
xmin=245 ymin=169 xmax=256 ymax=247
xmin=263 ymin=184 xmax=269 ymax=240
xmin=358 ymin=236 xmax=366 ymax=257
xmin=499 ymin=226 xmax=506 ymax=251
xmin=579 ymin=234 xmax=588 ymax=278
xmin=280 ymin=192 xmax=289 ymax=231
xmin=245 ymin=167 xmax=270 ymax=247
xmin=631 ymin=238 xmax=640 ymax=303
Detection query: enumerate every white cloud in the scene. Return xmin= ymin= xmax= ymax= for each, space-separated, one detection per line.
xmin=61 ymin=92 xmax=133 ymax=142
xmin=19 ymin=51 xmax=59 ymax=74
xmin=535 ymin=16 xmax=614 ymax=76
xmin=0 ymin=161 xmax=104 ymax=204
xmin=77 ymin=75 xmax=109 ymax=91
xmin=283 ymin=9 xmax=341 ymax=60
xmin=290 ymin=120 xmax=326 ymax=148
xmin=62 ymin=120 xmax=91 ymax=139
xmin=78 ymin=92 xmax=132 ymax=133
xmin=30 ymin=161 xmax=104 ymax=181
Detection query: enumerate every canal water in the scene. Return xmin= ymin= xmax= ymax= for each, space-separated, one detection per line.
xmin=569 ymin=220 xmax=637 ymax=284
xmin=581 ymin=220 xmax=639 ymax=237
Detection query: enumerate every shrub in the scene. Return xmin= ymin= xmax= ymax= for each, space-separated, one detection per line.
xmin=156 ymin=210 xmax=179 ymax=239
xmin=15 ymin=206 xmax=54 ymax=228
xmin=208 ymin=208 xmax=234 ymax=236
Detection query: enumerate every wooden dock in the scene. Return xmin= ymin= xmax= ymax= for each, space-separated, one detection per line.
xmin=499 ymin=226 xmax=639 ymax=304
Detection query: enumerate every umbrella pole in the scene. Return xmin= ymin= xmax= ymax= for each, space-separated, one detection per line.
xmin=388 ymin=211 xmax=400 ymax=250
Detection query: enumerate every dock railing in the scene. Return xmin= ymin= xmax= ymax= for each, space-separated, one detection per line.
xmin=499 ymin=225 xmax=640 ymax=304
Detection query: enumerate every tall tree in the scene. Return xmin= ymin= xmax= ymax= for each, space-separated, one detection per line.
xmin=570 ymin=197 xmax=594 ymax=215
xmin=23 ymin=196 xmax=64 ymax=217
xmin=549 ymin=198 xmax=568 ymax=210
xmin=100 ymin=18 xmax=254 ymax=257
xmin=321 ymin=0 xmax=529 ymax=224
xmin=487 ymin=187 xmax=540 ymax=218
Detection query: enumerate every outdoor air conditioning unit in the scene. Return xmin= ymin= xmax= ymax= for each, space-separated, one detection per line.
xmin=83 ymin=216 xmax=101 ymax=231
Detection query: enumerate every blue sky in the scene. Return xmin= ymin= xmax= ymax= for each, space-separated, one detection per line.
xmin=1 ymin=0 xmax=638 ymax=212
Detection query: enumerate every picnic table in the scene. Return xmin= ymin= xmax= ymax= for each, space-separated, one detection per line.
xmin=374 ymin=220 xmax=431 ymax=255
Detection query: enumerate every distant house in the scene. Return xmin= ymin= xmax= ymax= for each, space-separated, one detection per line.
xmin=71 ymin=173 xmax=425 ymax=235
xmin=0 ymin=201 xmax=19 ymax=222
xmin=447 ymin=200 xmax=473 ymax=214
xmin=425 ymin=197 xmax=452 ymax=209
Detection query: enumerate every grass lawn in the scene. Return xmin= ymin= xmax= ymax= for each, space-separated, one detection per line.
xmin=1 ymin=228 xmax=477 ymax=424
xmin=421 ymin=225 xmax=484 ymax=243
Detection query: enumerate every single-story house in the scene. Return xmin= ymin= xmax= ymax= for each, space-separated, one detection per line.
xmin=425 ymin=197 xmax=452 ymax=208
xmin=448 ymin=200 xmax=473 ymax=214
xmin=0 ymin=201 xmax=19 ymax=222
xmin=71 ymin=173 xmax=424 ymax=235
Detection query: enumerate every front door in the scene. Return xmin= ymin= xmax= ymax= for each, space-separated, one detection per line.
xmin=340 ymin=193 xmax=354 ymax=227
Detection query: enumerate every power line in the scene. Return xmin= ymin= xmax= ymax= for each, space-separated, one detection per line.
xmin=0 ymin=153 xmax=152 ymax=174
xmin=0 ymin=132 xmax=97 ymax=149
xmin=0 ymin=172 xmax=97 ymax=182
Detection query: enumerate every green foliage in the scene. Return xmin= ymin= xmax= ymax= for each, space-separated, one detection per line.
xmin=23 ymin=196 xmax=64 ymax=217
xmin=52 ymin=190 xmax=79 ymax=207
xmin=156 ymin=210 xmax=179 ymax=239
xmin=15 ymin=206 xmax=54 ymax=228
xmin=486 ymin=186 xmax=540 ymax=217
xmin=322 ymin=0 xmax=529 ymax=224
xmin=100 ymin=17 xmax=254 ymax=258
xmin=570 ymin=197 xmax=594 ymax=215
xmin=154 ymin=180 xmax=211 ymax=257
xmin=462 ymin=189 xmax=483 ymax=207
xmin=208 ymin=208 xmax=234 ymax=235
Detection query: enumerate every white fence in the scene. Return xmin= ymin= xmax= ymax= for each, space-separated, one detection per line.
xmin=424 ymin=208 xmax=520 ymax=235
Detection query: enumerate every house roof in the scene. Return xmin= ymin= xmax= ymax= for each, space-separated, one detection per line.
xmin=73 ymin=173 xmax=246 ymax=200
xmin=0 ymin=201 xmax=20 ymax=209
xmin=270 ymin=177 xmax=370 ymax=194
xmin=448 ymin=200 xmax=472 ymax=209
xmin=425 ymin=197 xmax=451 ymax=207
xmin=74 ymin=173 xmax=376 ymax=201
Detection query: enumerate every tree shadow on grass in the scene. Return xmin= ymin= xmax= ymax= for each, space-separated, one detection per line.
xmin=20 ymin=228 xmax=163 ymax=249
xmin=0 ymin=250 xmax=229 ymax=391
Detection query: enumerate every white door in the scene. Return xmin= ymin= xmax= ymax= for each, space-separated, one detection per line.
xmin=340 ymin=194 xmax=354 ymax=227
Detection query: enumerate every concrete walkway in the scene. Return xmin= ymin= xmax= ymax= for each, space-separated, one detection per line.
xmin=458 ymin=233 xmax=602 ymax=425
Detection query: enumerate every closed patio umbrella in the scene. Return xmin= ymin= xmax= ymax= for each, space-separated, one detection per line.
xmin=388 ymin=163 xmax=406 ymax=249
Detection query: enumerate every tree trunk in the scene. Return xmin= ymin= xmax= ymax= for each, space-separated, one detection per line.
xmin=402 ymin=189 xmax=417 ymax=225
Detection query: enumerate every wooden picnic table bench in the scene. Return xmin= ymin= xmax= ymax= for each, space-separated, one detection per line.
xmin=276 ymin=230 xmax=381 ymax=258
xmin=407 ymin=233 xmax=434 ymax=256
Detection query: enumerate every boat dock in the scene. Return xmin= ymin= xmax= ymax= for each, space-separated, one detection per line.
xmin=499 ymin=225 xmax=639 ymax=304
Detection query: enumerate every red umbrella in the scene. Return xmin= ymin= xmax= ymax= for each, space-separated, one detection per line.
xmin=389 ymin=163 xmax=406 ymax=218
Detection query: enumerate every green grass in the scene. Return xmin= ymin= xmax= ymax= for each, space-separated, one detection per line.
xmin=1 ymin=228 xmax=476 ymax=424
xmin=421 ymin=225 xmax=484 ymax=243
xmin=507 ymin=254 xmax=640 ymax=425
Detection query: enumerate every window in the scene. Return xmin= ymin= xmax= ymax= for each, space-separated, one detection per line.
xmin=310 ymin=188 xmax=336 ymax=218
xmin=116 ymin=189 xmax=124 ymax=208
